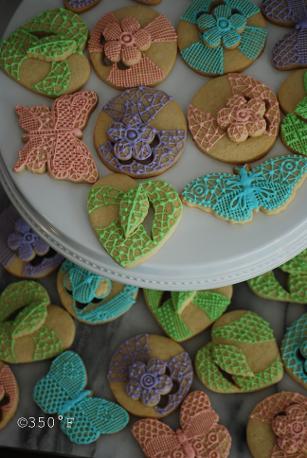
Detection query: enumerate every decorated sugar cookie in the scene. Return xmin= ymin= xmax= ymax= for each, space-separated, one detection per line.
xmin=0 ymin=363 xmax=19 ymax=430
xmin=188 ymin=73 xmax=280 ymax=164
xmin=134 ymin=0 xmax=161 ymax=4
xmin=88 ymin=6 xmax=177 ymax=89
xmin=248 ymin=249 xmax=307 ymax=303
xmin=247 ymin=392 xmax=307 ymax=458
xmin=0 ymin=281 xmax=75 ymax=363
xmin=262 ymin=0 xmax=307 ymax=70
xmin=279 ymin=69 xmax=307 ymax=114
xmin=14 ymin=91 xmax=98 ymax=184
xmin=108 ymin=334 xmax=193 ymax=418
xmin=181 ymin=155 xmax=307 ymax=224
xmin=88 ymin=174 xmax=183 ymax=268
xmin=281 ymin=314 xmax=307 ymax=389
xmin=132 ymin=391 xmax=232 ymax=458
xmin=95 ymin=86 xmax=187 ymax=178
xmin=57 ymin=260 xmax=139 ymax=324
xmin=178 ymin=0 xmax=267 ymax=76
xmin=0 ymin=207 xmax=63 ymax=279
xmin=64 ymin=0 xmax=101 ymax=13
xmin=143 ymin=286 xmax=233 ymax=342
xmin=195 ymin=310 xmax=284 ymax=393
xmin=34 ymin=351 xmax=129 ymax=445
xmin=0 ymin=8 xmax=90 ymax=97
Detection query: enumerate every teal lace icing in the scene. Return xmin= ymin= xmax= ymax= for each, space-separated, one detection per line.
xmin=33 ymin=351 xmax=129 ymax=444
xmin=281 ymin=314 xmax=307 ymax=387
xmin=0 ymin=8 xmax=88 ymax=97
xmin=61 ymin=260 xmax=138 ymax=324
xmin=182 ymin=155 xmax=307 ymax=223
xmin=180 ymin=0 xmax=267 ymax=75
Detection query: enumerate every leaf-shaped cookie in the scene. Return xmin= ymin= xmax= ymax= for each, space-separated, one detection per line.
xmin=211 ymin=344 xmax=254 ymax=377
xmin=171 ymin=291 xmax=196 ymax=313
xmin=27 ymin=36 xmax=77 ymax=62
xmin=119 ymin=185 xmax=149 ymax=238
xmin=12 ymin=303 xmax=47 ymax=339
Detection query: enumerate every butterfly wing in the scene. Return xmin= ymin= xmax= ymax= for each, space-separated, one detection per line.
xmin=53 ymin=91 xmax=98 ymax=130
xmin=60 ymin=397 xmax=129 ymax=445
xmin=33 ymin=351 xmax=87 ymax=414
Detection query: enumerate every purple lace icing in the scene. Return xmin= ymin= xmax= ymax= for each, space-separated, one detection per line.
xmin=66 ymin=0 xmax=98 ymax=8
xmin=108 ymin=334 xmax=193 ymax=415
xmin=8 ymin=219 xmax=49 ymax=261
xmin=98 ymin=87 xmax=186 ymax=178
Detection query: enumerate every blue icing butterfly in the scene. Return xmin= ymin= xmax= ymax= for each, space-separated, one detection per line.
xmin=33 ymin=351 xmax=129 ymax=444
xmin=182 ymin=155 xmax=307 ymax=223
xmin=61 ymin=260 xmax=138 ymax=324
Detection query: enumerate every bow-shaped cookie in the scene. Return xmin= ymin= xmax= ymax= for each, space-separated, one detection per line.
xmin=132 ymin=390 xmax=231 ymax=458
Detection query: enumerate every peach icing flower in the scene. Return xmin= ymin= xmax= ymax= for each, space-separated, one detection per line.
xmin=272 ymin=402 xmax=307 ymax=456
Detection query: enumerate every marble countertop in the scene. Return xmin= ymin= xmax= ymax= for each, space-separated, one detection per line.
xmin=0 ymin=2 xmax=306 ymax=458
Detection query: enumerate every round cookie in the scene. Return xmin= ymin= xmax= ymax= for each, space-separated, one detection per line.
xmin=281 ymin=313 xmax=307 ymax=390
xmin=0 ymin=281 xmax=75 ymax=363
xmin=57 ymin=260 xmax=139 ymax=324
xmin=88 ymin=174 xmax=183 ymax=268
xmin=134 ymin=1 xmax=161 ymax=5
xmin=0 ymin=208 xmax=63 ymax=279
xmin=278 ymin=69 xmax=307 ymax=114
xmin=107 ymin=334 xmax=193 ymax=418
xmin=188 ymin=73 xmax=280 ymax=164
xmin=0 ymin=8 xmax=90 ymax=98
xmin=178 ymin=0 xmax=267 ymax=77
xmin=88 ymin=6 xmax=177 ymax=89
xmin=143 ymin=286 xmax=233 ymax=342
xmin=95 ymin=86 xmax=187 ymax=178
xmin=0 ymin=363 xmax=19 ymax=430
xmin=247 ymin=392 xmax=307 ymax=458
xmin=64 ymin=0 xmax=101 ymax=13
xmin=195 ymin=310 xmax=284 ymax=393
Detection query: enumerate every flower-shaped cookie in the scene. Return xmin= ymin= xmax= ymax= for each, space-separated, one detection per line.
xmin=8 ymin=219 xmax=49 ymax=262
xmin=127 ymin=359 xmax=173 ymax=406
xmin=272 ymin=403 xmax=307 ymax=455
xmin=198 ymin=4 xmax=246 ymax=49
xmin=217 ymin=95 xmax=267 ymax=143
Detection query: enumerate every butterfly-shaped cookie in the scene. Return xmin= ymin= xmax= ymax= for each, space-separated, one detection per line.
xmin=132 ymin=390 xmax=231 ymax=458
xmin=33 ymin=351 xmax=129 ymax=445
xmin=14 ymin=91 xmax=98 ymax=184
xmin=182 ymin=155 xmax=307 ymax=223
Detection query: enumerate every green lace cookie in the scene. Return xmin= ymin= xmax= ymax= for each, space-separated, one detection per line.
xmin=248 ymin=249 xmax=307 ymax=304
xmin=0 ymin=281 xmax=75 ymax=363
xmin=0 ymin=8 xmax=90 ymax=97
xmin=143 ymin=286 xmax=233 ymax=342
xmin=88 ymin=174 xmax=183 ymax=268
xmin=195 ymin=310 xmax=284 ymax=393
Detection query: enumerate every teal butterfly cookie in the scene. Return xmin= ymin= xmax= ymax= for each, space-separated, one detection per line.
xmin=57 ymin=260 xmax=138 ymax=324
xmin=33 ymin=351 xmax=129 ymax=445
xmin=178 ymin=0 xmax=267 ymax=76
xmin=195 ymin=310 xmax=284 ymax=393
xmin=248 ymin=249 xmax=307 ymax=303
xmin=143 ymin=286 xmax=232 ymax=342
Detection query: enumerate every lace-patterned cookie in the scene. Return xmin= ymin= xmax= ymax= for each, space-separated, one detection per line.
xmin=195 ymin=310 xmax=284 ymax=393
xmin=188 ymin=73 xmax=280 ymax=164
xmin=0 ymin=281 xmax=75 ymax=363
xmin=0 ymin=8 xmax=90 ymax=97
xmin=108 ymin=334 xmax=193 ymax=418
xmin=178 ymin=0 xmax=267 ymax=77
xmin=0 ymin=207 xmax=63 ymax=279
xmin=143 ymin=286 xmax=232 ymax=342
xmin=88 ymin=6 xmax=177 ymax=89
xmin=181 ymin=155 xmax=307 ymax=224
xmin=262 ymin=0 xmax=307 ymax=70
xmin=0 ymin=363 xmax=19 ymax=430
xmin=57 ymin=260 xmax=139 ymax=325
xmin=132 ymin=391 xmax=232 ymax=458
xmin=95 ymin=86 xmax=187 ymax=178
xmin=88 ymin=174 xmax=183 ymax=268
xmin=248 ymin=249 xmax=307 ymax=303
xmin=33 ymin=351 xmax=129 ymax=445
xmin=247 ymin=392 xmax=307 ymax=458
xmin=14 ymin=91 xmax=98 ymax=184
xmin=64 ymin=0 xmax=101 ymax=13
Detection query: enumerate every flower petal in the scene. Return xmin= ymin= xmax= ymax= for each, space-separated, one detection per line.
xmin=217 ymin=107 xmax=233 ymax=129
xmin=126 ymin=380 xmax=142 ymax=400
xmin=155 ymin=375 xmax=173 ymax=395
xmin=103 ymin=21 xmax=122 ymax=41
xmin=121 ymin=16 xmax=141 ymax=34
xmin=140 ymin=126 xmax=156 ymax=144
xmin=18 ymin=241 xmax=35 ymax=261
xmin=226 ymin=95 xmax=246 ymax=109
xmin=246 ymin=98 xmax=266 ymax=118
xmin=222 ymin=30 xmax=241 ymax=49
xmin=213 ymin=4 xmax=232 ymax=19
xmin=230 ymin=13 xmax=246 ymax=32
xmin=121 ymin=46 xmax=142 ymax=66
xmin=246 ymin=119 xmax=267 ymax=137
xmin=134 ymin=28 xmax=152 ymax=51
xmin=15 ymin=218 xmax=31 ymax=235
xmin=7 ymin=232 xmax=22 ymax=251
xmin=147 ymin=358 xmax=167 ymax=376
xmin=227 ymin=123 xmax=249 ymax=143
xmin=133 ymin=142 xmax=152 ymax=161
xmin=197 ymin=13 xmax=217 ymax=31
xmin=104 ymin=40 xmax=121 ymax=63
xmin=128 ymin=361 xmax=146 ymax=380
xmin=114 ymin=140 xmax=133 ymax=161
xmin=202 ymin=27 xmax=222 ymax=48
xmin=107 ymin=122 xmax=127 ymax=142
xmin=141 ymin=388 xmax=161 ymax=407
xmin=33 ymin=237 xmax=49 ymax=256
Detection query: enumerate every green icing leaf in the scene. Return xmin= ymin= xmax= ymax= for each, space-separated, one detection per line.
xmin=212 ymin=312 xmax=274 ymax=343
xmin=193 ymin=291 xmax=231 ymax=321
xmin=119 ymin=185 xmax=149 ymax=239
xmin=33 ymin=60 xmax=70 ymax=97
xmin=211 ymin=343 xmax=254 ymax=377
xmin=12 ymin=303 xmax=47 ymax=339
xmin=171 ymin=291 xmax=196 ymax=313
xmin=248 ymin=272 xmax=291 ymax=302
xmin=27 ymin=37 xmax=77 ymax=62
xmin=281 ymin=249 xmax=307 ymax=274
xmin=0 ymin=323 xmax=15 ymax=363
xmin=33 ymin=326 xmax=63 ymax=361
xmin=233 ymin=358 xmax=283 ymax=390
xmin=88 ymin=185 xmax=123 ymax=214
xmin=294 ymin=96 xmax=307 ymax=121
